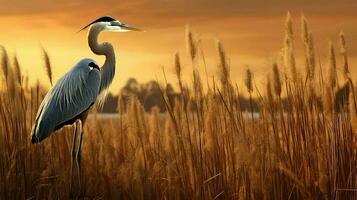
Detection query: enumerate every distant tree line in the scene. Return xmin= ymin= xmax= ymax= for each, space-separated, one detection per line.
xmin=101 ymin=78 xmax=257 ymax=113
xmin=102 ymin=78 xmax=177 ymax=113
xmin=101 ymin=78 xmax=349 ymax=113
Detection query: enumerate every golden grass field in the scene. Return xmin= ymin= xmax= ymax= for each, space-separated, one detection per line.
xmin=0 ymin=14 xmax=356 ymax=199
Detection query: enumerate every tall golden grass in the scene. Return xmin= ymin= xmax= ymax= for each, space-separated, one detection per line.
xmin=0 ymin=14 xmax=356 ymax=199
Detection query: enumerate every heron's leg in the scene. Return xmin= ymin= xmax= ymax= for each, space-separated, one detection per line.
xmin=70 ymin=122 xmax=78 ymax=197
xmin=76 ymin=121 xmax=84 ymax=197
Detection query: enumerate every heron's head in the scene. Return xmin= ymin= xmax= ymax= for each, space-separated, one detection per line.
xmin=79 ymin=16 xmax=143 ymax=32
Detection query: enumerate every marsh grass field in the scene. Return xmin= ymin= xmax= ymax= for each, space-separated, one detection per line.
xmin=0 ymin=14 xmax=356 ymax=199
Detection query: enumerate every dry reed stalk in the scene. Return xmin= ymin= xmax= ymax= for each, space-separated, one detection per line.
xmin=203 ymin=96 xmax=217 ymax=154
xmin=174 ymin=52 xmax=181 ymax=77
xmin=134 ymin=147 xmax=145 ymax=174
xmin=7 ymin=60 xmax=16 ymax=98
xmin=163 ymin=116 xmax=175 ymax=154
xmin=308 ymin=32 xmax=316 ymax=80
xmin=302 ymin=15 xmax=311 ymax=80
xmin=301 ymin=15 xmax=309 ymax=44
xmin=301 ymin=15 xmax=316 ymax=83
xmin=245 ymin=68 xmax=253 ymax=94
xmin=305 ymin=31 xmax=317 ymax=108
xmin=339 ymin=32 xmax=349 ymax=80
xmin=272 ymin=63 xmax=282 ymax=97
xmin=24 ymin=73 xmax=30 ymax=92
xmin=323 ymin=87 xmax=334 ymax=118
xmin=348 ymin=80 xmax=357 ymax=135
xmin=42 ymin=48 xmax=53 ymax=86
xmin=174 ymin=52 xmax=183 ymax=91
xmin=193 ymin=69 xmax=203 ymax=99
xmin=128 ymin=95 xmax=146 ymax=142
xmin=266 ymin=76 xmax=274 ymax=107
xmin=149 ymin=106 xmax=161 ymax=149
xmin=284 ymin=12 xmax=298 ymax=83
xmin=216 ymin=40 xmax=230 ymax=87
xmin=245 ymin=68 xmax=255 ymax=121
xmin=13 ymin=55 xmax=22 ymax=85
xmin=186 ymin=25 xmax=197 ymax=62
xmin=285 ymin=12 xmax=294 ymax=43
xmin=317 ymin=144 xmax=329 ymax=199
xmin=1 ymin=46 xmax=9 ymax=83
xmin=328 ymin=41 xmax=337 ymax=90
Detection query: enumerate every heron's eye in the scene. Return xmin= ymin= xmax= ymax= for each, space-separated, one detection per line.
xmin=111 ymin=21 xmax=122 ymax=26
xmin=88 ymin=62 xmax=100 ymax=71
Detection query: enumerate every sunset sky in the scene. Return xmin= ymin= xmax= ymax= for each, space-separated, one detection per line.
xmin=0 ymin=0 xmax=356 ymax=93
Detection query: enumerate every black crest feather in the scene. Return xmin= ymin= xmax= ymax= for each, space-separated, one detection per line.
xmin=78 ymin=16 xmax=116 ymax=32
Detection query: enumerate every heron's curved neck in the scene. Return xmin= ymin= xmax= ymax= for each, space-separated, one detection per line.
xmin=88 ymin=24 xmax=116 ymax=93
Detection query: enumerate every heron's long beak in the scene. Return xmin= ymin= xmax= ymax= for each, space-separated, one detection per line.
xmin=111 ymin=21 xmax=143 ymax=32
xmin=120 ymin=24 xmax=143 ymax=32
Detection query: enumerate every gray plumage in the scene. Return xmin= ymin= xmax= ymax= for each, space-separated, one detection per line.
xmin=31 ymin=58 xmax=100 ymax=143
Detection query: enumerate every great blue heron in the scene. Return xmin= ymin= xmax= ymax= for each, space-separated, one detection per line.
xmin=30 ymin=16 xmax=141 ymax=197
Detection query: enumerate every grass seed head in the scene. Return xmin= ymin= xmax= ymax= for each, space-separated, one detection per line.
xmin=42 ymin=48 xmax=53 ymax=86
xmin=272 ymin=63 xmax=282 ymax=97
xmin=186 ymin=25 xmax=197 ymax=61
xmin=245 ymin=68 xmax=253 ymax=94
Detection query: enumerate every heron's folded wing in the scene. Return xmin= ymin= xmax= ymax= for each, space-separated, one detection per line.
xmin=32 ymin=63 xmax=101 ymax=142
xmin=51 ymin=67 xmax=101 ymax=122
